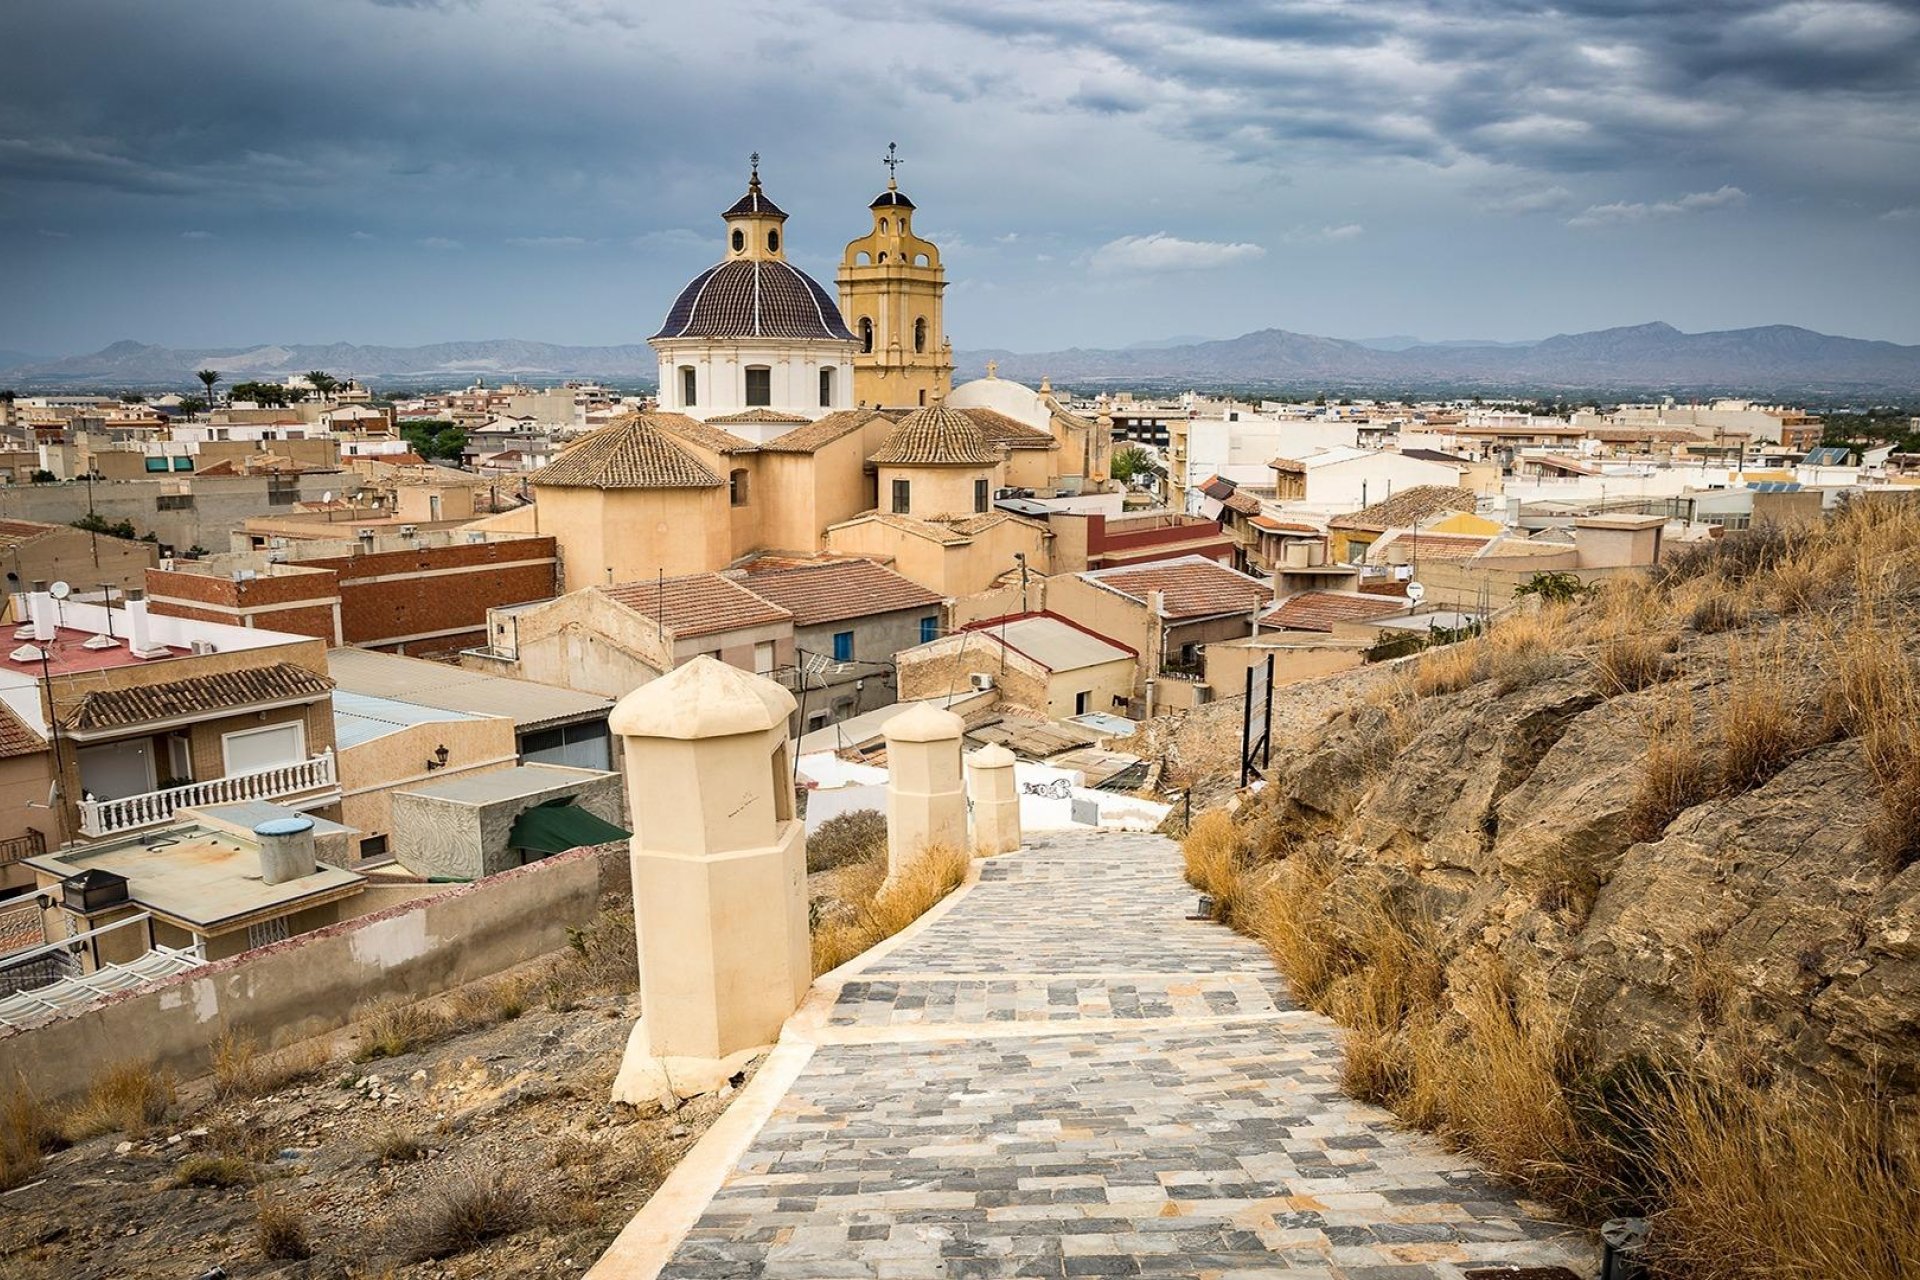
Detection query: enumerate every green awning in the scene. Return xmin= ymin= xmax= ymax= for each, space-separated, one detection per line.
xmin=508 ymin=798 xmax=629 ymax=855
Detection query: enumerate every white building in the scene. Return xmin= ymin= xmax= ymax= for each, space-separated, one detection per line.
xmin=649 ymin=162 xmax=858 ymax=428
xmin=1269 ymin=446 xmax=1466 ymax=514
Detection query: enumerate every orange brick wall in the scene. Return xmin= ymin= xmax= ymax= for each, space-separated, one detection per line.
xmin=306 ymin=538 xmax=557 ymax=650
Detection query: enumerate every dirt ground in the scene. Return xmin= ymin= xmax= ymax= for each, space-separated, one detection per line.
xmin=0 ymin=863 xmax=883 ymax=1280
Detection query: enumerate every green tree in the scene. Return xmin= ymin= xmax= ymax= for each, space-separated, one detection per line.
xmin=1109 ymin=444 xmax=1163 ymax=487
xmin=1515 ymin=570 xmax=1588 ymax=604
xmin=401 ymin=420 xmax=468 ymax=462
xmin=177 ymin=395 xmax=208 ymax=416
xmin=73 ymin=513 xmax=139 ymax=539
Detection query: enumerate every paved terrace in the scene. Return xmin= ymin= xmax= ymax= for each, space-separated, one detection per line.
xmin=594 ymin=832 xmax=1597 ymax=1280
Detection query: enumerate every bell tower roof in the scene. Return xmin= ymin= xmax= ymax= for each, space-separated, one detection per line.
xmin=723 ymin=153 xmax=787 ymax=220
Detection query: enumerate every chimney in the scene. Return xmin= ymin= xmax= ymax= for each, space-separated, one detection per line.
xmin=252 ymin=816 xmax=317 ymax=886
xmin=124 ymin=587 xmax=161 ymax=657
xmin=28 ymin=581 xmax=55 ymax=642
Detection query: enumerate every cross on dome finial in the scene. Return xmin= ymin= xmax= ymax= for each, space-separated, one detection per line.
xmin=749 ymin=151 xmax=761 ymax=186
xmin=882 ymin=141 xmax=901 ymax=189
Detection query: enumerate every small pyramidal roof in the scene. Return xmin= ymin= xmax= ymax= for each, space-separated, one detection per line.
xmin=723 ymin=154 xmax=787 ymax=220
xmin=529 ymin=414 xmax=724 ymax=490
xmin=869 ymin=402 xmax=1002 ymax=467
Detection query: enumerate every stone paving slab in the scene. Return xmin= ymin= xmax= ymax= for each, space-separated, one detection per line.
xmin=643 ymin=831 xmax=1598 ymax=1280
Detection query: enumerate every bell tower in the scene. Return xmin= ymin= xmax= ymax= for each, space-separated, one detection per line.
xmin=725 ymin=153 xmax=789 ymax=263
xmin=838 ymin=143 xmax=954 ymax=409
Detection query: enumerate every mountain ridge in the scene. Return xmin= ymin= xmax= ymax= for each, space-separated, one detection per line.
xmin=4 ymin=322 xmax=1917 ymax=394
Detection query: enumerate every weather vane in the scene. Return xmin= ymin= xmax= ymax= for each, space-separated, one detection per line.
xmin=882 ymin=142 xmax=902 ymax=182
xmin=749 ymin=151 xmax=760 ymax=182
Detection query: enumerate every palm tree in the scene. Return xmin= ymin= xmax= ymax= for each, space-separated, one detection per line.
xmin=1110 ymin=444 xmax=1159 ymax=486
xmin=306 ymin=370 xmax=339 ymax=400
xmin=195 ymin=369 xmax=221 ymax=406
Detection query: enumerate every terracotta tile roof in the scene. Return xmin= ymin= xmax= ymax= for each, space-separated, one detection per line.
xmin=1329 ymin=485 xmax=1477 ymax=532
xmin=1198 ymin=476 xmax=1235 ymax=501
xmin=600 ymin=572 xmax=791 ymax=639
xmin=759 ymin=410 xmax=888 ymax=454
xmin=656 ymin=419 xmax=759 ymax=455
xmin=1082 ymin=555 xmax=1273 ymax=619
xmin=1369 ymin=531 xmax=1492 ymax=563
xmin=705 ymin=408 xmax=809 ymax=426
xmin=956 ymin=407 xmax=1057 ymax=450
xmin=0 ymin=519 xmax=58 ymax=547
xmin=869 ymin=404 xmax=1002 ymax=466
xmin=1222 ymin=490 xmax=1262 ymax=515
xmin=1250 ymin=515 xmax=1321 ymax=533
xmin=61 ymin=661 xmax=334 ymax=733
xmin=1265 ymin=591 xmax=1408 ymax=632
xmin=529 ymin=413 xmax=723 ymax=489
xmin=928 ymin=511 xmax=1049 ymax=537
xmin=0 ymin=700 xmax=46 ymax=759
xmin=739 ymin=559 xmax=943 ymax=627
xmin=829 ymin=511 xmax=969 ymax=545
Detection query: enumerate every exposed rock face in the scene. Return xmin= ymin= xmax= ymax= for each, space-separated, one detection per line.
xmin=1259 ymin=661 xmax=1919 ymax=1094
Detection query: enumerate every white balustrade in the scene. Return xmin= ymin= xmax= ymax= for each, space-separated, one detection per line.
xmin=77 ymin=750 xmax=336 ymax=838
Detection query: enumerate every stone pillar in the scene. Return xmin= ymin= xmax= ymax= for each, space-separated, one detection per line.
xmin=882 ymin=703 xmax=967 ymax=879
xmin=608 ymin=656 xmax=810 ymax=1104
xmin=966 ymin=742 xmax=1021 ymax=855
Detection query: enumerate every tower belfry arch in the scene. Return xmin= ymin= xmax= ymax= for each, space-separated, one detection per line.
xmin=837 ymin=143 xmax=954 ymax=410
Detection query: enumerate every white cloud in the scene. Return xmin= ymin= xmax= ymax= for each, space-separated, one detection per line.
xmin=1568 ymin=185 xmax=1747 ymax=228
xmin=1881 ymin=206 xmax=1917 ymax=221
xmin=1089 ymin=231 xmax=1265 ymax=273
xmin=1488 ymin=186 xmax=1573 ymax=216
xmin=179 ymin=229 xmax=214 ymax=240
xmin=417 ymin=236 xmax=463 ymax=250
xmin=506 ymin=235 xmax=592 ymax=248
xmin=348 ymin=230 xmax=376 ymax=240
xmin=630 ymin=227 xmax=705 ymax=252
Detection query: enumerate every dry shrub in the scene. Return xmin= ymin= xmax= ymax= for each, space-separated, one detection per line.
xmin=1593 ymin=629 xmax=1667 ymax=694
xmin=1239 ymin=845 xmax=1342 ymax=1005
xmin=1636 ymin=1073 xmax=1920 ymax=1280
xmin=351 ymin=999 xmax=449 ymax=1063
xmin=395 ymin=1168 xmax=534 ymax=1262
xmin=1323 ymin=897 xmax=1447 ymax=1107
xmin=1688 ymin=591 xmax=1747 ymax=634
xmin=543 ymin=898 xmax=638 ymax=1010
xmin=61 ymin=1060 xmax=173 ymax=1141
xmin=1718 ymin=638 xmax=1814 ymax=794
xmin=255 ymin=1200 xmax=312 ymax=1261
xmin=810 ymin=842 xmax=970 ymax=975
xmin=369 ymin=1125 xmax=425 ymax=1163
xmin=450 ymin=974 xmax=531 ymax=1029
xmin=808 ymin=809 xmax=886 ymax=873
xmin=1179 ymin=811 xmax=1242 ymax=915
xmin=1412 ymin=640 xmax=1486 ymax=696
xmin=211 ymin=1030 xmax=331 ymax=1100
xmin=173 ymin=1153 xmax=255 ymax=1188
xmin=0 ymin=1078 xmax=58 ymax=1190
xmin=1627 ymin=694 xmax=1713 ymax=843
xmin=1824 ymin=611 xmax=1920 ymax=872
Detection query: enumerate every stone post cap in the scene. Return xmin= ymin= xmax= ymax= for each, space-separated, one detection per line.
xmin=966 ymin=742 xmax=1017 ymax=769
xmin=610 ymin=655 xmax=797 ymax=741
xmin=882 ymin=702 xmax=965 ymax=743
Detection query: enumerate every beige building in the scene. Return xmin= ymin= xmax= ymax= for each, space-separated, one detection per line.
xmin=897 ymin=612 xmax=1136 ymax=721
xmin=838 ymin=167 xmax=954 ymax=410
xmin=332 ymin=690 xmax=520 ymax=866
xmin=0 ymin=517 xmax=158 ymax=597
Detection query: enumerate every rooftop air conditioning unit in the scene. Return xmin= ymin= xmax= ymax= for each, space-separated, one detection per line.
xmin=398 ymin=524 xmax=418 ymax=536
xmin=190 ymin=640 xmax=218 ymax=655
xmin=268 ymin=537 xmax=288 ymax=549
xmin=355 ymin=528 xmax=377 ymax=539
xmin=969 ymin=672 xmax=995 ymax=692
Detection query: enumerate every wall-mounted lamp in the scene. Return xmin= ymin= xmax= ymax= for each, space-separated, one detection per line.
xmin=426 ymin=744 xmax=450 ymax=771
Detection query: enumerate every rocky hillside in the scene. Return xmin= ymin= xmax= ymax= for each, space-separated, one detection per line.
xmin=1189 ymin=497 xmax=1920 ymax=1276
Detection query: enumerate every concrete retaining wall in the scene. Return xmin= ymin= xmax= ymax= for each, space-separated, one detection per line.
xmin=0 ymin=844 xmax=621 ymax=1105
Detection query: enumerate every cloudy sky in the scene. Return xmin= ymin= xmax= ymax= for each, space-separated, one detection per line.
xmin=5 ymin=0 xmax=1918 ymax=356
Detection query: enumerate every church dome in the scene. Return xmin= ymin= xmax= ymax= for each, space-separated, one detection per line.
xmin=869 ymin=187 xmax=915 ymax=210
xmin=652 ymin=260 xmax=856 ymax=342
xmin=869 ymin=402 xmax=1001 ymax=466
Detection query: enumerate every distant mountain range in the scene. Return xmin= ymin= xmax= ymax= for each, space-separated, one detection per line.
xmin=4 ymin=322 xmax=1918 ymax=396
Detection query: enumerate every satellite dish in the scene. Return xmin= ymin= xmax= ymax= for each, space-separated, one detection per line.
xmin=322 ymin=490 xmax=335 ymax=504
xmin=1405 ymin=581 xmax=1426 ymax=605
xmin=48 ymin=581 xmax=71 ymax=600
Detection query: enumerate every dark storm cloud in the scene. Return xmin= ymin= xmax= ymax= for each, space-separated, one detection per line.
xmin=2 ymin=0 xmax=1917 ymax=351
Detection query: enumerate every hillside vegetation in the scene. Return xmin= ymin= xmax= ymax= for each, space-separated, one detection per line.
xmin=1186 ymin=496 xmax=1920 ymax=1279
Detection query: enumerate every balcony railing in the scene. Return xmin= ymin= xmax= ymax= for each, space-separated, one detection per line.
xmin=77 ymin=750 xmax=337 ymax=838
xmin=0 ymin=829 xmax=46 ymax=867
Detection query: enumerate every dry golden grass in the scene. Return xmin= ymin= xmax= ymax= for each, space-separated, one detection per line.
xmin=60 ymin=1060 xmax=173 ymax=1142
xmin=211 ymin=1029 xmax=332 ymax=1101
xmin=1635 ymin=1073 xmax=1920 ymax=1280
xmin=351 ymin=998 xmax=450 ymax=1063
xmin=0 ymin=1077 xmax=58 ymax=1190
xmin=1627 ymin=693 xmax=1713 ymax=843
xmin=1180 ymin=810 xmax=1246 ymax=920
xmin=173 ymin=1153 xmax=256 ymax=1188
xmin=1592 ymin=628 xmax=1667 ymax=694
xmin=810 ymin=842 xmax=971 ymax=976
xmin=255 ymin=1199 xmax=313 ymax=1261
xmin=1411 ymin=639 xmax=1487 ymax=696
xmin=1823 ymin=609 xmax=1920 ymax=871
xmin=1717 ymin=638 xmax=1816 ymax=794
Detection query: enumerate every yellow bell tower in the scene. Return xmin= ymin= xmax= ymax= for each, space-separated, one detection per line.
xmin=838 ymin=144 xmax=954 ymax=409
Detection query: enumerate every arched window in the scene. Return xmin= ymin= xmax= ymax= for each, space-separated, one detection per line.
xmin=914 ymin=253 xmax=930 ymax=267
xmin=856 ymin=251 xmax=871 ymax=265
xmin=879 ymin=218 xmax=889 ymax=234
xmin=731 ymin=228 xmax=745 ymax=253
xmin=859 ymin=318 xmax=873 ymax=354
xmin=877 ymin=251 xmax=888 ymax=263
xmin=914 ymin=317 xmax=927 ymax=354
xmin=679 ymin=365 xmax=697 ymax=407
xmin=729 ymin=468 xmax=750 ymax=507
xmin=767 ymin=228 xmax=780 ymax=253
xmin=819 ymin=367 xmax=834 ymax=408
xmin=744 ymin=366 xmax=771 ymax=407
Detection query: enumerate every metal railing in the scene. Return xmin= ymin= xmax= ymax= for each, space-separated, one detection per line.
xmin=77 ymin=750 xmax=336 ymax=838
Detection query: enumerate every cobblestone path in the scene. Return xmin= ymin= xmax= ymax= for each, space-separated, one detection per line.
xmin=645 ymin=832 xmax=1596 ymax=1280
